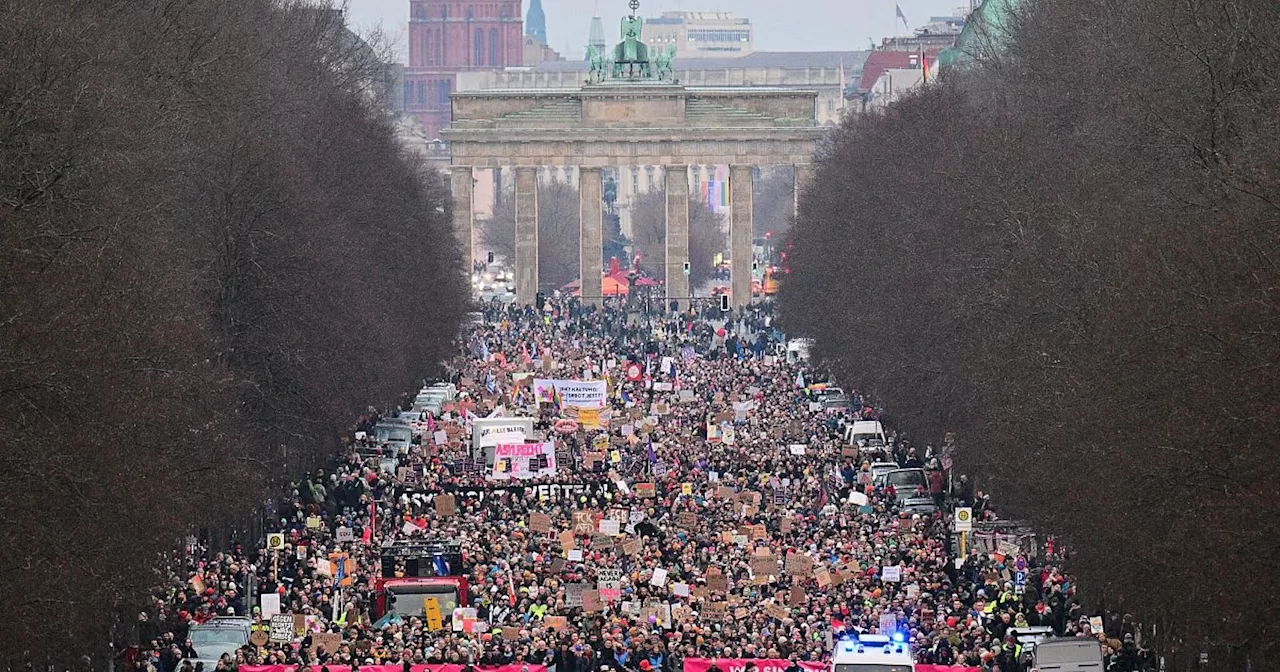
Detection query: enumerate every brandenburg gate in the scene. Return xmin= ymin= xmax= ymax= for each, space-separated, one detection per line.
xmin=441 ymin=0 xmax=823 ymax=307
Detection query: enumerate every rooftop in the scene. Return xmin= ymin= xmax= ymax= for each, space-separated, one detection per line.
xmin=857 ymin=49 xmax=941 ymax=93
xmin=529 ymin=50 xmax=870 ymax=73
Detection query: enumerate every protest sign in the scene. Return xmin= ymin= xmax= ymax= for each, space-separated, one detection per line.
xmin=491 ymin=442 xmax=557 ymax=480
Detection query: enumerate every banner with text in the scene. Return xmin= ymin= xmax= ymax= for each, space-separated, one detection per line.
xmin=490 ymin=441 xmax=557 ymax=480
xmin=533 ymin=379 xmax=608 ymax=409
xmin=243 ymin=665 xmax=544 ymax=672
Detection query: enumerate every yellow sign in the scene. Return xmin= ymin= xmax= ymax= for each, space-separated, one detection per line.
xmin=424 ymin=597 xmax=444 ymax=630
xmin=610 ymin=449 xmax=622 ymax=463
xmin=681 ymin=483 xmax=693 ymax=496
xmin=579 ymin=408 xmax=602 ymax=430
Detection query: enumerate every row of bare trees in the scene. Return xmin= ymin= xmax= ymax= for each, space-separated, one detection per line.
xmin=0 ymin=0 xmax=468 ymax=662
xmin=780 ymin=0 xmax=1280 ymax=667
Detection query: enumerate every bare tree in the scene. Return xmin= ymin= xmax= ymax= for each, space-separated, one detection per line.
xmin=629 ymin=189 xmax=727 ymax=289
xmin=0 ymin=0 xmax=468 ymax=662
xmin=781 ymin=0 xmax=1280 ymax=667
xmin=478 ymin=180 xmax=581 ymax=290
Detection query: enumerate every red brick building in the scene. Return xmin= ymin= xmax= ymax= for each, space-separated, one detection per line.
xmin=405 ymin=0 xmax=525 ymax=139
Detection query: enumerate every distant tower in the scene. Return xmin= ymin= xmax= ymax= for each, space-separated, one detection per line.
xmin=587 ymin=15 xmax=606 ymax=60
xmin=405 ymin=0 xmax=524 ymax=140
xmin=526 ymin=0 xmax=548 ymax=46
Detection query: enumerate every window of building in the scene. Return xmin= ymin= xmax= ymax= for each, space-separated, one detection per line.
xmin=489 ymin=28 xmax=499 ymax=65
xmin=437 ymin=80 xmax=450 ymax=106
xmin=686 ymin=29 xmax=750 ymax=43
xmin=645 ymin=165 xmax=655 ymax=191
xmin=630 ymin=166 xmax=639 ymax=195
xmin=474 ymin=29 xmax=484 ymax=65
xmin=404 ymin=80 xmax=414 ymax=106
xmin=418 ymin=82 xmax=426 ymax=105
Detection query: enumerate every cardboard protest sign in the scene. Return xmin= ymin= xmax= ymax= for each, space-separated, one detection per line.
xmin=750 ymin=555 xmax=779 ymax=576
xmin=677 ymin=512 xmax=698 ymax=528
xmin=785 ymin=552 xmax=813 ymax=576
xmin=764 ymin=602 xmax=790 ymax=621
xmin=565 ymin=583 xmax=589 ymax=608
xmin=789 ymin=584 xmax=806 ymax=607
xmin=544 ymin=616 xmax=567 ymax=631
xmin=530 ymin=512 xmax=552 ymax=534
xmin=559 ymin=531 xmax=576 ymax=552
xmin=706 ymin=568 xmax=728 ymax=593
xmin=310 ymin=632 xmax=342 ymax=654
xmin=814 ymin=566 xmax=832 ymax=587
xmin=435 ymin=494 xmax=456 ymax=517
xmin=703 ymin=602 xmax=728 ymax=620
xmin=582 ymin=589 xmax=602 ymax=612
xmin=592 ymin=535 xmax=615 ymax=550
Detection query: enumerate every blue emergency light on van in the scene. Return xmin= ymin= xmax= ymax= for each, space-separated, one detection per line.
xmin=832 ymin=633 xmax=913 ymax=672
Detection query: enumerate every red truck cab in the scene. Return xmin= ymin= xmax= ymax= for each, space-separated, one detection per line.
xmin=373 ymin=539 xmax=470 ymax=619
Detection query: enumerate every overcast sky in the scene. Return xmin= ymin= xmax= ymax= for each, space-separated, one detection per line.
xmin=345 ymin=0 xmax=970 ymax=61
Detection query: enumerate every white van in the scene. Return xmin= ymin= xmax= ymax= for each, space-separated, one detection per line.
xmin=831 ymin=633 xmax=913 ymax=672
xmin=1029 ymin=638 xmax=1104 ymax=672
xmin=786 ymin=338 xmax=813 ymax=364
xmin=845 ymin=420 xmax=887 ymax=447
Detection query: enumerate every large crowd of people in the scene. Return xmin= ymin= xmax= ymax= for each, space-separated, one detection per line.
xmin=127 ymin=298 xmax=1152 ymax=672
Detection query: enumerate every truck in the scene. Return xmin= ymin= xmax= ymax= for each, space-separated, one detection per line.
xmin=831 ymin=632 xmax=914 ymax=672
xmin=373 ymin=539 xmax=470 ymax=620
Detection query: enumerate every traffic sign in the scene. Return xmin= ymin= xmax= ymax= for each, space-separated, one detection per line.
xmin=625 ymin=363 xmax=643 ymax=382
xmin=954 ymin=507 xmax=973 ymax=532
xmin=266 ymin=533 xmax=285 ymax=551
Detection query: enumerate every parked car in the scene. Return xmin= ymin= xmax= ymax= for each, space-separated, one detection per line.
xmin=869 ymin=461 xmax=901 ymax=481
xmin=179 ymin=617 xmax=251 ymax=671
xmin=879 ymin=468 xmax=929 ymax=500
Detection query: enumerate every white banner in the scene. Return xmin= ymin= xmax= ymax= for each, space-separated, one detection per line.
xmin=490 ymin=441 xmax=557 ymax=480
xmin=472 ymin=417 xmax=535 ymax=449
xmin=533 ymin=379 xmax=608 ymax=409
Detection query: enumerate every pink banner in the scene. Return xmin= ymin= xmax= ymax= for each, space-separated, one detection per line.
xmin=242 ymin=666 xmax=544 ymax=672
xmin=681 ymin=660 xmax=977 ymax=672
xmin=683 ymin=659 xmax=824 ymax=672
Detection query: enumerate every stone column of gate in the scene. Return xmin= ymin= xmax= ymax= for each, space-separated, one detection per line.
xmin=729 ymin=164 xmax=754 ymax=308
xmin=664 ymin=165 xmax=691 ymax=311
xmin=514 ymin=166 xmax=539 ymax=305
xmin=579 ymin=167 xmax=604 ymax=307
xmin=793 ymin=164 xmax=813 ymax=220
xmin=449 ymin=166 xmax=474 ymax=271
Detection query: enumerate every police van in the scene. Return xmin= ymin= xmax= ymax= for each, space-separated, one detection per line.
xmin=831 ymin=632 xmax=914 ymax=672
